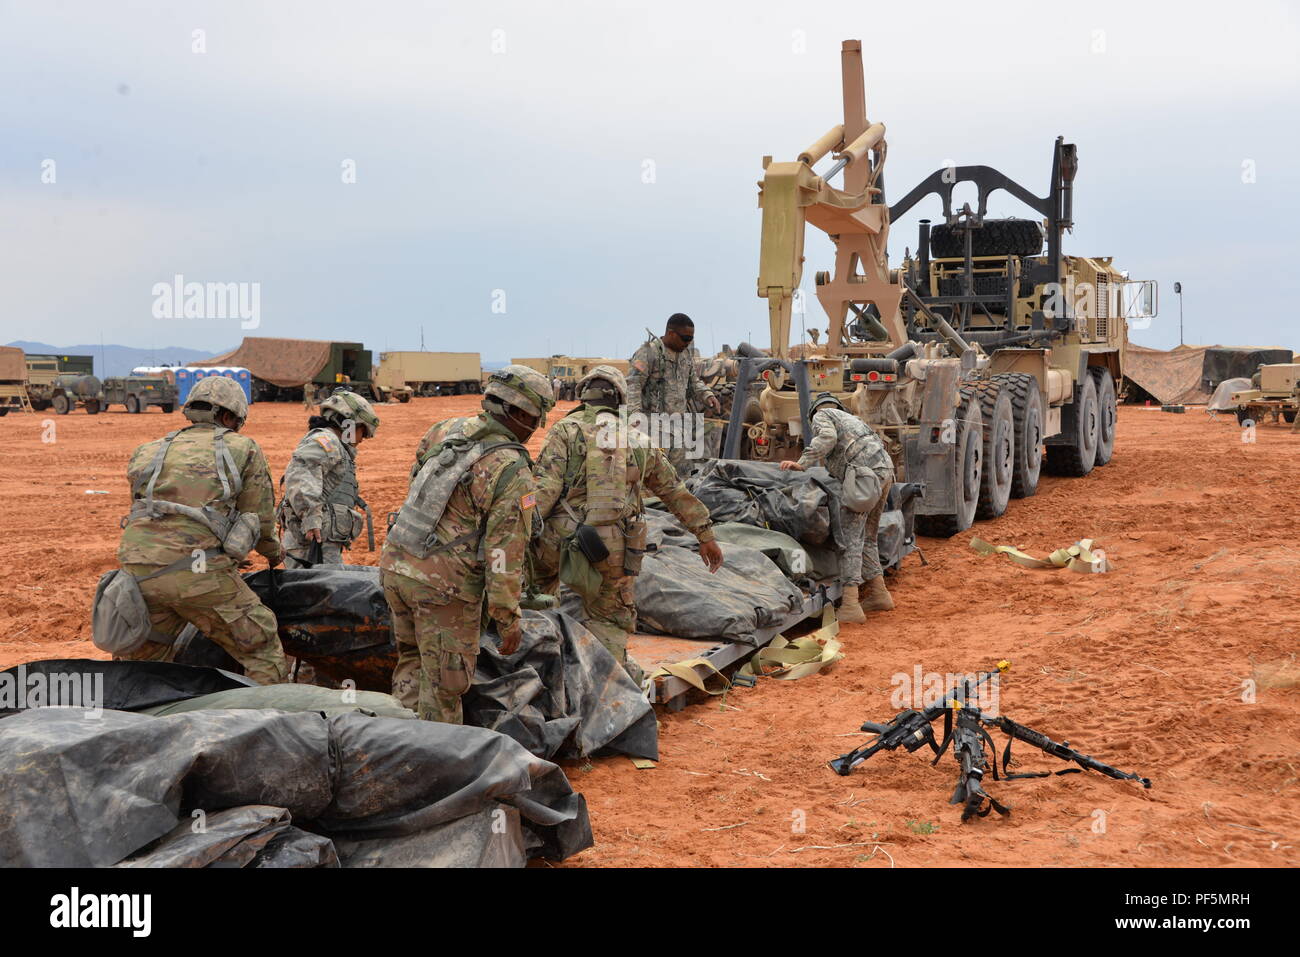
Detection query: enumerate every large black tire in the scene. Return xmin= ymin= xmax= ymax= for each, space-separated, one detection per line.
xmin=1091 ymin=368 xmax=1117 ymax=466
xmin=84 ymin=400 xmax=100 ymax=415
xmin=125 ymin=395 xmax=141 ymax=414
xmin=992 ymin=372 xmax=1042 ymax=498
xmin=1284 ymin=409 xmax=1297 ymax=424
xmin=161 ymin=403 xmax=175 ymax=414
xmin=915 ymin=391 xmax=983 ymax=538
xmin=31 ymin=399 xmax=51 ymax=411
xmin=1044 ymin=374 xmax=1099 ymax=477
xmin=974 ymin=382 xmax=1014 ymax=520
xmin=928 ymin=217 xmax=1045 ymax=259
xmin=53 ymin=393 xmax=71 ymax=415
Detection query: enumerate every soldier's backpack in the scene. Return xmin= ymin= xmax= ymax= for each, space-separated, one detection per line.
xmin=385 ymin=420 xmax=527 ymax=560
xmin=126 ymin=426 xmax=263 ymax=559
xmin=90 ymin=549 xmax=221 ymax=654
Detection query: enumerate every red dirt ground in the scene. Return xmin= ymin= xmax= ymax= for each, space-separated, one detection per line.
xmin=2 ymin=399 xmax=1296 ymax=867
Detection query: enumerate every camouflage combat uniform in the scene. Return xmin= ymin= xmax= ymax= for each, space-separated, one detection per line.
xmin=380 ymin=414 xmax=535 ymax=723
xmin=627 ymin=335 xmax=715 ymax=476
xmin=533 ymin=404 xmax=715 ymax=672
xmin=278 ymin=427 xmax=366 ymax=568
xmin=796 ymin=407 xmax=895 ymax=586
xmin=116 ymin=423 xmax=287 ymax=684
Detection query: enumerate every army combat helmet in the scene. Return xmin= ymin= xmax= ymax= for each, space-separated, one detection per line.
xmin=319 ymin=389 xmax=380 ymax=440
xmin=184 ymin=375 xmax=250 ymax=427
xmin=577 ymin=365 xmax=627 ymax=405
xmin=483 ymin=364 xmax=555 ymax=420
xmin=809 ymin=391 xmax=846 ymax=416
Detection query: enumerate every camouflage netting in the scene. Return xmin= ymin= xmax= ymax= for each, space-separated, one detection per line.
xmin=1124 ymin=344 xmax=1293 ymax=405
xmin=0 ymin=667 xmax=593 ymax=867
xmin=195 ymin=336 xmax=334 ymax=388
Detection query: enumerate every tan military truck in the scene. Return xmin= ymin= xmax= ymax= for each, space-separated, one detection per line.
xmin=24 ymin=355 xmax=104 ymax=414
xmin=1230 ymin=363 xmax=1300 ymax=426
xmin=373 ymin=351 xmax=481 ymax=400
xmin=728 ymin=39 xmax=1158 ymax=536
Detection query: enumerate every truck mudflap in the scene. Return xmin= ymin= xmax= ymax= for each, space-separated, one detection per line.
xmin=909 ymin=359 xmax=962 ymax=516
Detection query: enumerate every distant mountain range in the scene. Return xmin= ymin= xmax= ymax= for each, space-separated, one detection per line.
xmin=5 ymin=341 xmax=229 ymax=379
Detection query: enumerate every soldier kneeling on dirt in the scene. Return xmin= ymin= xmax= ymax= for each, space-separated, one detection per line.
xmin=278 ymin=389 xmax=380 ymax=568
xmin=109 ymin=376 xmax=288 ymax=684
xmin=780 ymin=392 xmax=896 ymax=623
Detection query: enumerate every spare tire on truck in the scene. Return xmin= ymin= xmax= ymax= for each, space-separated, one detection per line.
xmin=929 ymin=217 xmax=1045 ymax=259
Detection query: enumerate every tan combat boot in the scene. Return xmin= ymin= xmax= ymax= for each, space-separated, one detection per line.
xmin=838 ymin=589 xmax=867 ymax=623
xmin=859 ymin=576 xmax=895 ymax=612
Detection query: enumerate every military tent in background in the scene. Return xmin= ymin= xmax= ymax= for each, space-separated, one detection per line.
xmin=1123 ymin=344 xmax=1292 ymax=405
xmin=195 ymin=337 xmax=334 ymax=388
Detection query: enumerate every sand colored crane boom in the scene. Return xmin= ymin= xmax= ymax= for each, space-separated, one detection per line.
xmin=756 ymin=39 xmax=905 ymax=359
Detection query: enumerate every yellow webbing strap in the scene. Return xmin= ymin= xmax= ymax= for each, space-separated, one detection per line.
xmin=971 ymin=537 xmax=1106 ymax=573
xmin=738 ymin=605 xmax=844 ymax=680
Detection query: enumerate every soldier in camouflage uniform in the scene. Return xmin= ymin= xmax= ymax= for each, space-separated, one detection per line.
xmin=781 ymin=393 xmax=896 ymax=623
xmin=533 ymin=365 xmax=724 ymax=678
xmin=627 ymin=313 xmax=721 ymax=476
xmin=115 ymin=376 xmax=288 ymax=684
xmin=381 ymin=365 xmax=554 ymax=723
xmin=278 ymin=390 xmax=380 ymax=568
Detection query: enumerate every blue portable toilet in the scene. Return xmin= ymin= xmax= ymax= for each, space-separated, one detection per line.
xmin=174 ymin=367 xmax=254 ymax=405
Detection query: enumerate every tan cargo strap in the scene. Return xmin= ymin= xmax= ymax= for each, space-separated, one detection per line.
xmin=970 ymin=537 xmax=1108 ymax=573
xmin=738 ymin=605 xmax=843 ymax=680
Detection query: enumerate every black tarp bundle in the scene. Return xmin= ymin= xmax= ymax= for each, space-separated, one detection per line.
xmin=174 ymin=575 xmax=658 ymax=762
xmin=679 ymin=458 xmax=916 ymax=575
xmin=684 ymin=459 xmax=842 ymax=547
xmin=0 ymin=697 xmax=591 ymax=867
xmin=630 ymin=528 xmax=806 ymax=641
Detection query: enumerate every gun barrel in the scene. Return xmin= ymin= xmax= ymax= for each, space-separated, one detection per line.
xmin=993 ymin=716 xmax=1151 ymax=788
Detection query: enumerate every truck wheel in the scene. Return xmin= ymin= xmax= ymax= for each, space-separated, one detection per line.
xmin=84 ymin=400 xmax=101 ymax=415
xmin=974 ymin=382 xmax=1014 ymax=520
xmin=916 ymin=391 xmax=983 ymax=538
xmin=53 ymin=393 xmax=71 ymax=415
xmin=125 ymin=395 xmax=141 ymax=414
xmin=992 ymin=372 xmax=1042 ymax=498
xmin=161 ymin=403 xmax=175 ymax=414
xmin=1044 ymin=374 xmax=1099 ymax=477
xmin=1091 ymin=368 xmax=1117 ymax=466
xmin=1284 ymin=409 xmax=1297 ymax=424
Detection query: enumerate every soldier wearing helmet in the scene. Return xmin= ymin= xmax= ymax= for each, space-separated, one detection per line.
xmin=381 ymin=364 xmax=555 ymax=723
xmin=278 ymin=389 xmax=380 ymax=568
xmin=114 ymin=375 xmax=288 ymax=683
xmin=532 ymin=364 xmax=723 ymax=680
xmin=780 ymin=392 xmax=896 ymax=622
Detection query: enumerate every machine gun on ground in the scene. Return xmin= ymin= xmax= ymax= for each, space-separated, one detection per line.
xmin=828 ymin=661 xmax=1150 ymax=821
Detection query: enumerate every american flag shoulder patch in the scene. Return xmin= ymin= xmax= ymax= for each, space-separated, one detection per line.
xmin=520 ymin=492 xmax=537 ymax=510
xmin=314 ymin=434 xmax=335 ymax=452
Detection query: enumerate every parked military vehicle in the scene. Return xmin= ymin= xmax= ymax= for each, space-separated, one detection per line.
xmin=373 ymin=351 xmax=480 ymax=401
xmin=1231 ymin=363 xmax=1300 ymax=426
xmin=727 ymin=39 xmax=1158 ymax=536
xmin=0 ymin=346 xmax=29 ymax=416
xmin=24 ymin=356 xmax=103 ymax=414
xmin=101 ymin=375 xmax=178 ymax=413
xmin=304 ymin=342 xmax=374 ymax=404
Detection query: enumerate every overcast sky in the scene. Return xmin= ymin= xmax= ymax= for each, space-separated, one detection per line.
xmin=2 ymin=0 xmax=1297 ymax=360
